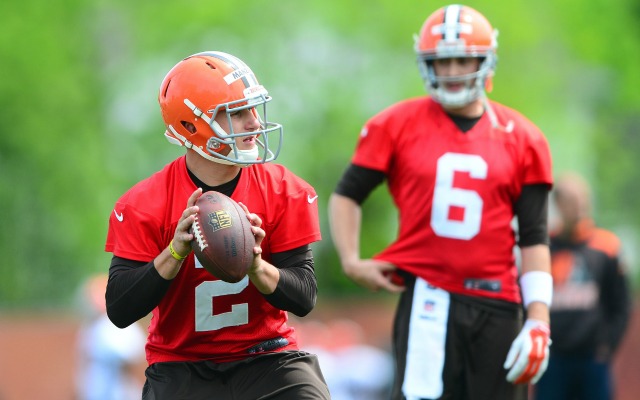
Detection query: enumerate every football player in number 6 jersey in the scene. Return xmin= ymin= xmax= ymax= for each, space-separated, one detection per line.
xmin=105 ymin=51 xmax=330 ymax=400
xmin=329 ymin=4 xmax=553 ymax=400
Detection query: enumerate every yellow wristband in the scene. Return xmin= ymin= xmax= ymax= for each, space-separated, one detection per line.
xmin=169 ymin=240 xmax=189 ymax=261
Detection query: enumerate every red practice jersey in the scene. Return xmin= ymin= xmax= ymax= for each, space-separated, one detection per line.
xmin=105 ymin=156 xmax=321 ymax=364
xmin=352 ymin=97 xmax=552 ymax=303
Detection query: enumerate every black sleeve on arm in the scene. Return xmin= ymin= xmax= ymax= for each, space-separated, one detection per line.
xmin=334 ymin=163 xmax=385 ymax=205
xmin=106 ymin=256 xmax=173 ymax=328
xmin=264 ymin=245 xmax=318 ymax=317
xmin=515 ymin=184 xmax=551 ymax=247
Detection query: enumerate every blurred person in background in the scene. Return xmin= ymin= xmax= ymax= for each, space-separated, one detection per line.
xmin=329 ymin=4 xmax=554 ymax=399
xmin=75 ymin=274 xmax=146 ymax=400
xmin=104 ymin=51 xmax=329 ymax=399
xmin=534 ymin=172 xmax=631 ymax=400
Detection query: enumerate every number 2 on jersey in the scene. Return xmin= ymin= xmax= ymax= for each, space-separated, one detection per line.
xmin=194 ymin=256 xmax=249 ymax=331
xmin=431 ymin=153 xmax=487 ymax=240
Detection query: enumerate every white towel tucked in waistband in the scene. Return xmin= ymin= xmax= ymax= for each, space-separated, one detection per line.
xmin=402 ymin=278 xmax=450 ymax=400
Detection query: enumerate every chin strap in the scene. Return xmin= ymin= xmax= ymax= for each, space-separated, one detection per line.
xmin=165 ymin=125 xmax=238 ymax=166
xmin=233 ymin=147 xmax=260 ymax=164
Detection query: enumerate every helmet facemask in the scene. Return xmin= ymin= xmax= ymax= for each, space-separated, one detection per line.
xmin=182 ymin=90 xmax=283 ymax=166
xmin=417 ymin=53 xmax=496 ymax=108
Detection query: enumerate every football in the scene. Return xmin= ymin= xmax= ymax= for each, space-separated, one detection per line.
xmin=190 ymin=191 xmax=255 ymax=282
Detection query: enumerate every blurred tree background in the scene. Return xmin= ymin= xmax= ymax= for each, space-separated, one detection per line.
xmin=1 ymin=0 xmax=639 ymax=309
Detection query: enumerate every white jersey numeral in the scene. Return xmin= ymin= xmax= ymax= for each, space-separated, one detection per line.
xmin=194 ymin=256 xmax=249 ymax=331
xmin=430 ymin=153 xmax=487 ymax=240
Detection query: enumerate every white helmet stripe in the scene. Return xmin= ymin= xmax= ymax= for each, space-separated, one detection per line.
xmin=203 ymin=51 xmax=259 ymax=88
xmin=442 ymin=5 xmax=462 ymax=40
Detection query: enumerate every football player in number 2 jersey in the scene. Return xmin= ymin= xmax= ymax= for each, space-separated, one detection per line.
xmin=105 ymin=52 xmax=330 ymax=400
xmin=329 ymin=5 xmax=553 ymax=400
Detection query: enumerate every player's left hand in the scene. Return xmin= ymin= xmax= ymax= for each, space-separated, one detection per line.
xmin=503 ymin=319 xmax=551 ymax=384
xmin=238 ymin=202 xmax=265 ymax=272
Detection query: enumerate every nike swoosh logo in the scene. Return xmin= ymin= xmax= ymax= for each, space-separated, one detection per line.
xmin=307 ymin=195 xmax=318 ymax=204
xmin=114 ymin=209 xmax=124 ymax=222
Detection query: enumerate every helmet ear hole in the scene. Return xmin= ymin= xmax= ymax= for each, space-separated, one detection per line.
xmin=181 ymin=121 xmax=197 ymax=134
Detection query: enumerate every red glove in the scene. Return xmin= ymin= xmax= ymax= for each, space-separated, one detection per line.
xmin=503 ymin=319 xmax=551 ymax=384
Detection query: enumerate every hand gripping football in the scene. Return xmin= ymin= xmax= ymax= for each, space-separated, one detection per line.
xmin=190 ymin=191 xmax=255 ymax=282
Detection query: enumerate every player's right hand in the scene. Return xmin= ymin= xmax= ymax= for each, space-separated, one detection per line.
xmin=172 ymin=187 xmax=202 ymax=255
xmin=342 ymin=259 xmax=405 ymax=293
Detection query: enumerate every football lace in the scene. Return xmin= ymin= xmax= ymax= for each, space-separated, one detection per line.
xmin=191 ymin=217 xmax=209 ymax=251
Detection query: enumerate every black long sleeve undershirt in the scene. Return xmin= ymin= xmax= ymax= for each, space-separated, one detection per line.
xmin=106 ymin=259 xmax=169 ymax=328
xmin=514 ymin=184 xmax=550 ymax=246
xmin=266 ymin=246 xmax=317 ymax=317
xmin=106 ymin=245 xmax=317 ymax=328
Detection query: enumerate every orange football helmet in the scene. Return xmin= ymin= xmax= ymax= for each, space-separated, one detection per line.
xmin=159 ymin=52 xmax=282 ymax=165
xmin=414 ymin=5 xmax=498 ymax=107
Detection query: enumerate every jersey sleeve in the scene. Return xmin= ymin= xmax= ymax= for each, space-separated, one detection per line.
xmin=267 ymin=175 xmax=322 ymax=254
xmin=105 ymin=198 xmax=165 ymax=262
xmin=351 ymin=114 xmax=394 ymax=173
xmin=522 ymin=126 xmax=553 ymax=187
